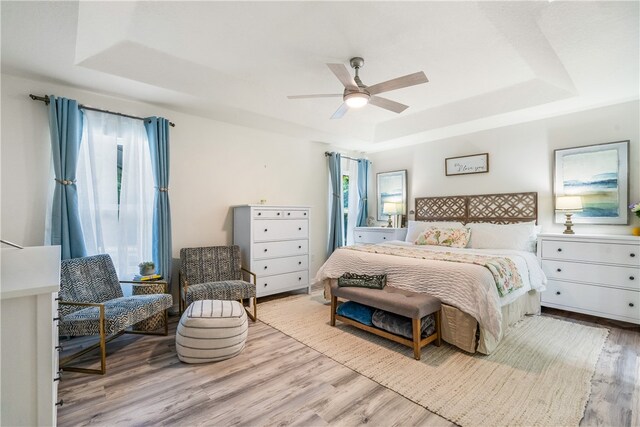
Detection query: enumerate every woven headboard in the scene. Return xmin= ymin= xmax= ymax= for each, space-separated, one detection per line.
xmin=414 ymin=192 xmax=537 ymax=224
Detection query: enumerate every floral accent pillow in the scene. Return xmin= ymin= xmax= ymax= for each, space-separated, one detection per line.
xmin=414 ymin=227 xmax=471 ymax=248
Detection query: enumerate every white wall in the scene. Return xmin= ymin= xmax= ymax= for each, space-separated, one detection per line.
xmin=0 ymin=74 xmax=330 ymax=287
xmin=368 ymin=101 xmax=640 ymax=235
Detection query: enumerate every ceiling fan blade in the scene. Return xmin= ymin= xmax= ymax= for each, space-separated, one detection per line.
xmin=330 ymin=103 xmax=349 ymax=119
xmin=327 ymin=63 xmax=358 ymax=90
xmin=369 ymin=96 xmax=409 ymax=113
xmin=287 ymin=94 xmax=343 ymax=99
xmin=366 ymin=71 xmax=428 ymax=95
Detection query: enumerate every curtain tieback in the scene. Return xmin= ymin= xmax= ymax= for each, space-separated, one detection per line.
xmin=54 ymin=178 xmax=76 ymax=185
xmin=156 ymin=187 xmax=169 ymax=192
xmin=332 ymin=193 xmax=340 ymax=199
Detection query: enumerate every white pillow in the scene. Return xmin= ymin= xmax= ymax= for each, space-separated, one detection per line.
xmin=405 ymin=220 xmax=465 ymax=243
xmin=467 ymin=221 xmax=539 ymax=252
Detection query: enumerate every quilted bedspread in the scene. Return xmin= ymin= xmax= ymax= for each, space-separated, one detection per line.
xmin=315 ymin=242 xmax=546 ymax=344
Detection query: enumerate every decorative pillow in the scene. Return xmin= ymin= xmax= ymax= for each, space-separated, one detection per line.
xmin=414 ymin=227 xmax=471 ymax=248
xmin=338 ymin=272 xmax=387 ymax=289
xmin=405 ymin=220 xmax=465 ymax=243
xmin=371 ymin=310 xmax=436 ymax=339
xmin=336 ymin=301 xmax=376 ymax=326
xmin=467 ymin=221 xmax=539 ymax=252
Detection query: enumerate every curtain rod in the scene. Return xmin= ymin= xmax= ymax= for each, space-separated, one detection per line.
xmin=29 ymin=94 xmax=176 ymax=128
xmin=324 ymin=151 xmax=371 ymax=163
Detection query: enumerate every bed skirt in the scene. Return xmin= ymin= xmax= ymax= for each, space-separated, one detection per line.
xmin=324 ymin=279 xmax=541 ymax=355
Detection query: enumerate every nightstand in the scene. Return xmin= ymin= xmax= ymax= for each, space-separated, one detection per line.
xmin=537 ymin=233 xmax=639 ymax=324
xmin=353 ymin=227 xmax=407 ymax=244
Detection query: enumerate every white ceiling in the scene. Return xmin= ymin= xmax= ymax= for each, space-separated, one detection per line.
xmin=2 ymin=1 xmax=638 ymax=152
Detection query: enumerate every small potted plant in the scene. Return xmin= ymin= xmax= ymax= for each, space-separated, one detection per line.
xmin=630 ymin=202 xmax=640 ymax=236
xmin=138 ymin=261 xmax=155 ymax=276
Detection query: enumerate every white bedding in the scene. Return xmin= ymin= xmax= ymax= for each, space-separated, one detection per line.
xmin=314 ymin=241 xmax=547 ymax=344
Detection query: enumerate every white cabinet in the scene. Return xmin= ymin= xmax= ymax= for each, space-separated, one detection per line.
xmin=1 ymin=246 xmax=61 ymax=426
xmin=537 ymin=233 xmax=639 ymax=324
xmin=353 ymin=227 xmax=408 ymax=245
xmin=234 ymin=205 xmax=311 ymax=297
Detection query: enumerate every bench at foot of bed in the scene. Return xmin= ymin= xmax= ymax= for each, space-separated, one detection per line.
xmin=330 ymin=282 xmax=442 ymax=360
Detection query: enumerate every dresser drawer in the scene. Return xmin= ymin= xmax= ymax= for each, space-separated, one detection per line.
xmin=284 ymin=209 xmax=309 ymax=219
xmin=257 ymin=271 xmax=309 ymax=296
xmin=354 ymin=229 xmax=396 ymax=244
xmin=542 ymin=280 xmax=639 ymax=322
xmin=253 ymin=209 xmax=283 ymax=219
xmin=541 ymin=240 xmax=639 ymax=266
xmin=253 ymin=255 xmax=308 ymax=277
xmin=542 ymin=260 xmax=640 ymax=291
xmin=253 ymin=240 xmax=308 ymax=260
xmin=254 ymin=219 xmax=308 ymax=241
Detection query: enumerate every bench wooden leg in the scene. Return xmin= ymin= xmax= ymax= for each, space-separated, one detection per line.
xmin=412 ymin=317 xmax=421 ymax=360
xmin=330 ymin=295 xmax=337 ymax=326
xmin=435 ymin=309 xmax=442 ymax=347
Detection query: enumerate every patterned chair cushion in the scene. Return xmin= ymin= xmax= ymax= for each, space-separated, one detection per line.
xmin=180 ymin=246 xmax=243 ymax=288
xmin=59 ymin=294 xmax=173 ymax=336
xmin=60 ymin=254 xmax=124 ymax=316
xmin=185 ymin=280 xmax=256 ymax=306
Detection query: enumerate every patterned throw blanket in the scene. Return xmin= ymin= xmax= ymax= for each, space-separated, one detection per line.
xmin=345 ymin=245 xmax=523 ymax=297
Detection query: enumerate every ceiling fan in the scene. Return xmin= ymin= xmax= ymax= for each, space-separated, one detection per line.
xmin=287 ymin=57 xmax=428 ymax=119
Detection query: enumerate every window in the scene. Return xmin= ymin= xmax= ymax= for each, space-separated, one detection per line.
xmin=75 ymin=111 xmax=154 ymax=279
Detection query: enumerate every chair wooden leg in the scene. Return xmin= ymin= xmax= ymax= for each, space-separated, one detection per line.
xmin=244 ymin=297 xmax=257 ymax=322
xmin=412 ymin=317 xmax=421 ymax=360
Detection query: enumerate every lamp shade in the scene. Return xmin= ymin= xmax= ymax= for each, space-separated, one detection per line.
xmin=382 ymin=202 xmax=399 ymax=215
xmin=556 ymin=196 xmax=583 ymax=211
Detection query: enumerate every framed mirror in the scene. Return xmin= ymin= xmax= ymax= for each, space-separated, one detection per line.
xmin=376 ymin=170 xmax=407 ymax=224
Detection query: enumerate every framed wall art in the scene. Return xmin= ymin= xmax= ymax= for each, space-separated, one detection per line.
xmin=554 ymin=140 xmax=629 ymax=225
xmin=376 ymin=170 xmax=407 ymax=221
xmin=445 ymin=153 xmax=489 ymax=176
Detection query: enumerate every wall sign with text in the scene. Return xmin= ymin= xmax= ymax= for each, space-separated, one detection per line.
xmin=445 ymin=153 xmax=489 ymax=176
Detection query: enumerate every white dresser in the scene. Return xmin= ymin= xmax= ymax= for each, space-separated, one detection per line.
xmin=234 ymin=205 xmax=310 ymax=297
xmin=1 ymin=245 xmax=61 ymax=426
xmin=537 ymin=233 xmax=639 ymax=324
xmin=354 ymin=227 xmax=408 ymax=244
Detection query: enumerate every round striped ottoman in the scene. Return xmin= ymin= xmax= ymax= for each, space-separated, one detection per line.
xmin=176 ymin=299 xmax=248 ymax=364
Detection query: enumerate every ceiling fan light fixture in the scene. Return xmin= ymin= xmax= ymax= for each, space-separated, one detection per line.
xmin=344 ymin=92 xmax=370 ymax=108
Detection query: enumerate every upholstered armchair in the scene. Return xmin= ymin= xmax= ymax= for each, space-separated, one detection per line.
xmin=58 ymin=254 xmax=173 ymax=375
xmin=179 ymin=245 xmax=257 ymax=321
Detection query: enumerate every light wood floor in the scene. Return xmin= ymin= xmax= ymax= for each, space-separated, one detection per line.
xmin=57 ymin=299 xmax=639 ymax=427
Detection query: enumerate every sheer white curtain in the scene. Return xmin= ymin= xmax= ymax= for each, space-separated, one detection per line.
xmin=345 ymin=159 xmax=360 ymax=245
xmin=76 ymin=110 xmax=154 ymax=279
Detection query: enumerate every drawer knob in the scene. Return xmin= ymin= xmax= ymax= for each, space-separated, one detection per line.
xmin=556 ymin=291 xmax=561 ymax=295
xmin=55 ymin=400 xmax=64 ymax=407
xmin=298 ymin=245 xmax=302 ymax=249
xmin=264 ymin=249 xmax=268 ymax=252
xmin=264 ymin=229 xmax=268 ymax=232
xmin=298 ymin=227 xmax=302 ymax=231
xmin=55 ymin=345 xmax=63 ymax=352
xmin=298 ymin=261 xmax=302 ymax=265
xmin=54 ymin=374 xmax=62 ymax=382
xmin=53 ymin=317 xmax=61 ymax=322
xmin=630 ymin=276 xmax=635 ymax=281
xmin=277 ymin=212 xmax=280 ymax=216
xmin=631 ymin=253 xmax=636 ymax=258
xmin=264 ymin=266 xmax=268 ymax=269
xmin=258 ymin=212 xmax=262 ymax=216
xmin=298 ymin=277 xmax=302 ymax=281
xmin=557 ymin=248 xmax=562 ymax=252
xmin=358 ymin=235 xmax=362 ymax=238
xmin=55 ymin=296 xmax=62 ymax=301
xmin=383 ymin=237 xmax=386 ymax=240
xmin=630 ymin=303 xmax=635 ymax=307
xmin=264 ymin=283 xmax=268 ymax=287
xmin=304 ymin=212 xmax=307 ymax=216
xmin=287 ymin=212 xmax=291 ymax=216
xmin=556 ymin=268 xmax=562 ymax=272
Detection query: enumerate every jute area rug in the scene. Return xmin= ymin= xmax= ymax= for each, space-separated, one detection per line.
xmin=258 ymin=293 xmax=609 ymax=427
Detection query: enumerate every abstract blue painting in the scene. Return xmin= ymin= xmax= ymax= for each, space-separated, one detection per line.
xmin=555 ymin=141 xmax=629 ymax=225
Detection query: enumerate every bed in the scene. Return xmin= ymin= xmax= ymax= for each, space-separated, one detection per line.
xmin=315 ymin=191 xmax=547 ymax=355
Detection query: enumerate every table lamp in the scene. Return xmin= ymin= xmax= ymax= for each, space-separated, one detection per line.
xmin=556 ymin=196 xmax=583 ymax=234
xmin=383 ymin=202 xmax=399 ymax=228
